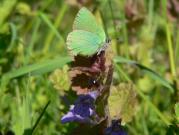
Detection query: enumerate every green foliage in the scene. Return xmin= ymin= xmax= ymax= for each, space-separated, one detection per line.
xmin=49 ymin=65 xmax=71 ymax=92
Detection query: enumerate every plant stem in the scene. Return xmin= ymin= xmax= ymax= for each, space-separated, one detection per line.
xmin=108 ymin=0 xmax=120 ymax=55
xmin=166 ymin=23 xmax=177 ymax=81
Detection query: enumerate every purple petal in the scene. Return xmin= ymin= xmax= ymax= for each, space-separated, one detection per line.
xmin=76 ymin=95 xmax=94 ymax=103
xmin=105 ymin=127 xmax=112 ymax=134
xmin=69 ymin=105 xmax=75 ymax=111
xmin=120 ymin=131 xmax=127 ymax=135
xmin=111 ymin=131 xmax=127 ymax=135
xmin=61 ymin=112 xmax=92 ymax=124
xmin=89 ymin=108 xmax=95 ymax=116
xmin=61 ymin=91 xmax=98 ymax=124
xmin=88 ymin=91 xmax=99 ymax=100
xmin=111 ymin=132 xmax=122 ymax=135
xmin=105 ymin=130 xmax=127 ymax=135
xmin=104 ymin=120 xmax=127 ymax=135
xmin=73 ymin=102 xmax=93 ymax=117
xmin=73 ymin=115 xmax=92 ymax=123
xmin=61 ymin=112 xmax=75 ymax=124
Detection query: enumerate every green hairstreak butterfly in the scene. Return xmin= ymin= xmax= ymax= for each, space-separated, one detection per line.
xmin=67 ymin=7 xmax=110 ymax=56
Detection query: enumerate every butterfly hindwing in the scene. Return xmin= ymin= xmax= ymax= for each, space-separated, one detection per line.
xmin=67 ymin=30 xmax=102 ymax=56
xmin=73 ymin=7 xmax=106 ymax=43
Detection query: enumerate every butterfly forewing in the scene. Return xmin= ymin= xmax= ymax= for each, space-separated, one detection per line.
xmin=73 ymin=7 xmax=106 ymax=43
xmin=67 ymin=30 xmax=102 ymax=56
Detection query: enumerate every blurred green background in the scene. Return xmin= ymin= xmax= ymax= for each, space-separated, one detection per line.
xmin=0 ymin=0 xmax=178 ymax=135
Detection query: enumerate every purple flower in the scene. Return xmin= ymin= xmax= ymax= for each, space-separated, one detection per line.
xmin=61 ymin=91 xmax=99 ymax=124
xmin=105 ymin=120 xmax=127 ymax=135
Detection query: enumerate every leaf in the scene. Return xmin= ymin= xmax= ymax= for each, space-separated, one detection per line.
xmin=16 ymin=2 xmax=32 ymax=16
xmin=108 ymin=83 xmax=138 ymax=124
xmin=114 ymin=56 xmax=174 ymax=92
xmin=2 ymin=56 xmax=72 ymax=81
xmin=49 ymin=65 xmax=71 ymax=92
xmin=0 ymin=0 xmax=17 ymax=27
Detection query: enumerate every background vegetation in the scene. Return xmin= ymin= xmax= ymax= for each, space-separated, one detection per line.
xmin=0 ymin=0 xmax=178 ymax=135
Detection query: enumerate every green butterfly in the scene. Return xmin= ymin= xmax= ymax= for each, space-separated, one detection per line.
xmin=67 ymin=7 xmax=110 ymax=56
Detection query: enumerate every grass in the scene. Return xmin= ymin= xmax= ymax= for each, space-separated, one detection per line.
xmin=0 ymin=0 xmax=178 ymax=135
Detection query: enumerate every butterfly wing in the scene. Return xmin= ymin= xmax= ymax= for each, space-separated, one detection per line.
xmin=73 ymin=7 xmax=106 ymax=45
xmin=67 ymin=30 xmax=102 ymax=56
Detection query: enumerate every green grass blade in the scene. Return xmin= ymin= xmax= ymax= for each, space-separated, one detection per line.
xmin=136 ymin=63 xmax=173 ymax=91
xmin=24 ymin=17 xmax=41 ymax=65
xmin=3 ymin=56 xmax=71 ymax=80
xmin=148 ymin=0 xmax=154 ymax=29
xmin=174 ymin=103 xmax=179 ymax=123
xmin=26 ymin=18 xmax=41 ymax=56
xmin=114 ymin=56 xmax=174 ymax=92
xmin=114 ymin=56 xmax=136 ymax=64
xmin=22 ymin=79 xmax=32 ymax=134
xmin=39 ymin=12 xmax=65 ymax=44
xmin=175 ymin=26 xmax=179 ymax=65
xmin=7 ymin=23 xmax=17 ymax=52
xmin=43 ymin=3 xmax=68 ymax=53
xmin=166 ymin=23 xmax=177 ymax=81
xmin=31 ymin=101 xmax=51 ymax=134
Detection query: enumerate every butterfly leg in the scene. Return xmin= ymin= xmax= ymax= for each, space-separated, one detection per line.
xmin=97 ymin=42 xmax=110 ymax=55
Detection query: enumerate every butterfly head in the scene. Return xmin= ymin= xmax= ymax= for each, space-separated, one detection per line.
xmin=105 ymin=38 xmax=111 ymax=44
xmin=97 ymin=38 xmax=111 ymax=56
